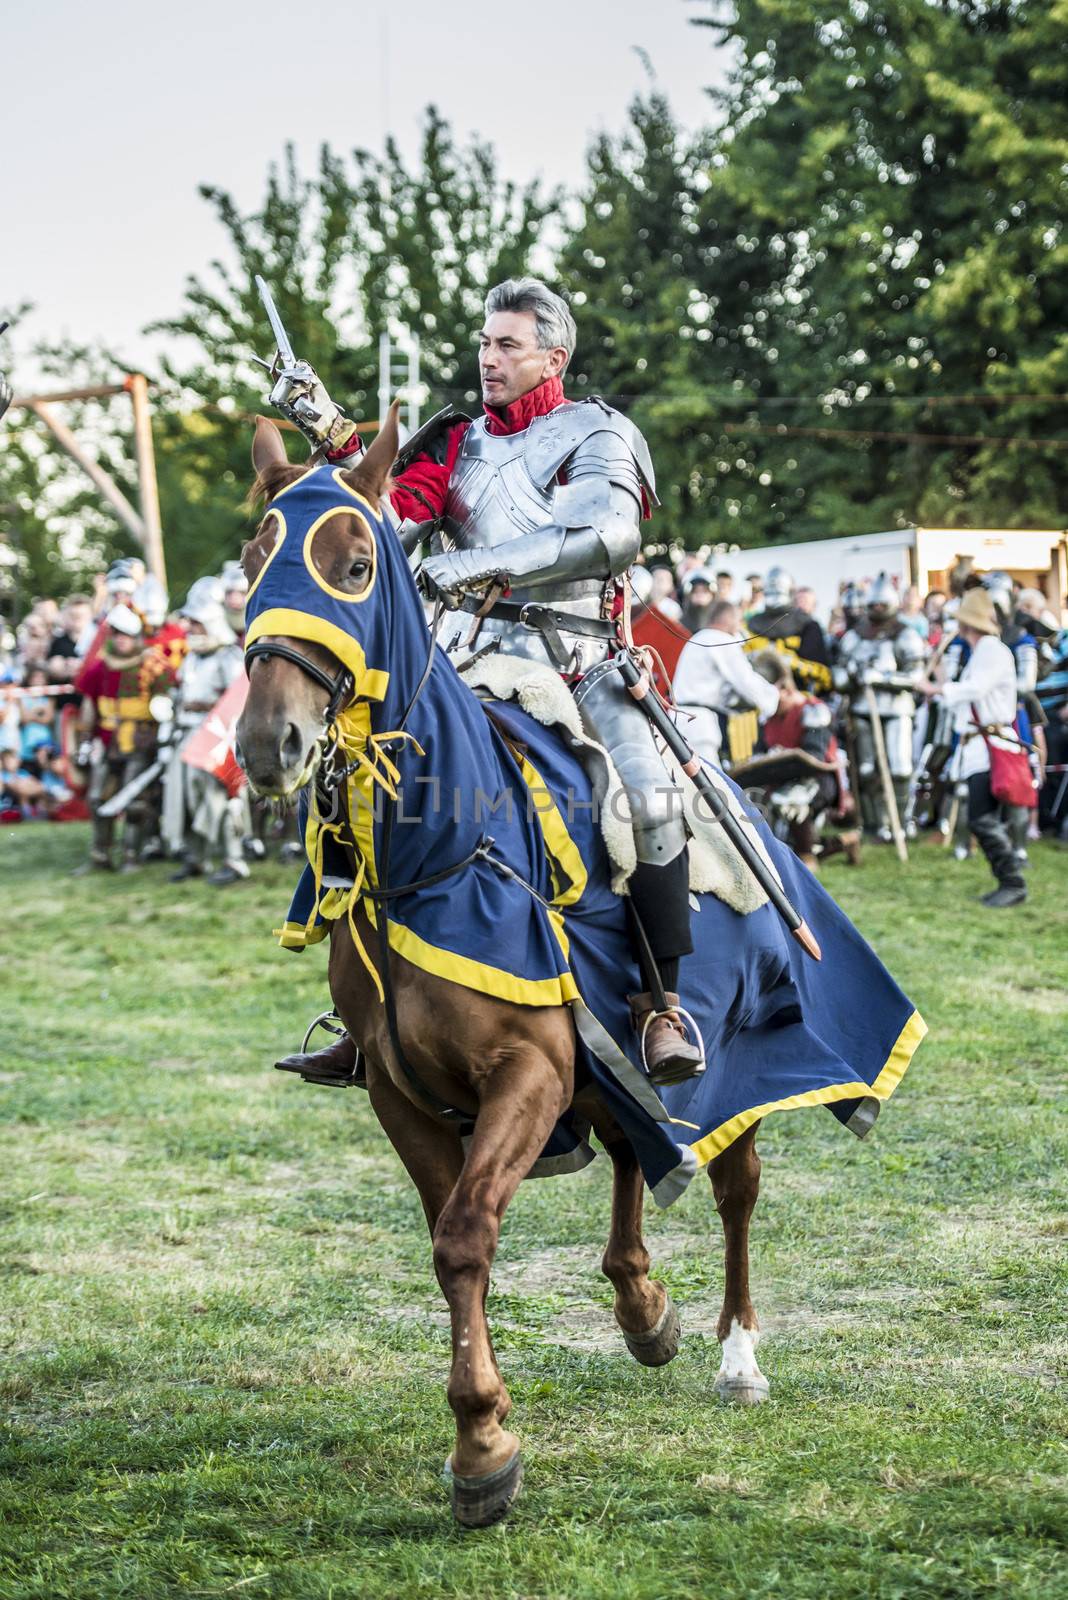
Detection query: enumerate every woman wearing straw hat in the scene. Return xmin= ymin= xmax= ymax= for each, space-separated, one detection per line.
xmin=919 ymin=588 xmax=1026 ymax=907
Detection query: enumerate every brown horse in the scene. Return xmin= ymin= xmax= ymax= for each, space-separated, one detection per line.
xmin=236 ymin=410 xmax=767 ymax=1527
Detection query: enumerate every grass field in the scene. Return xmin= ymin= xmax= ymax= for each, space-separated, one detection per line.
xmin=1 ymin=822 xmax=1065 ymax=1599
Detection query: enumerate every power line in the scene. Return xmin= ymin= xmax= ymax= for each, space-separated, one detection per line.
xmin=722 ymin=422 xmax=1068 ymax=450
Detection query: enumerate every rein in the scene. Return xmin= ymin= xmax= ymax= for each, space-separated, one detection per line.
xmin=263 ymin=596 xmax=468 ymax=1122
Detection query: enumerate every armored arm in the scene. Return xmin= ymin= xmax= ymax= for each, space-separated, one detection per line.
xmin=418 ymin=426 xmax=643 ymax=601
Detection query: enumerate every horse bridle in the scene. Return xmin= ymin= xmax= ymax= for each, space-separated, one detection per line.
xmin=244 ymin=639 xmax=354 ymax=726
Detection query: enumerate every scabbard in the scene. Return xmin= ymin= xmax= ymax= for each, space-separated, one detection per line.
xmin=615 ymin=652 xmax=821 ymax=961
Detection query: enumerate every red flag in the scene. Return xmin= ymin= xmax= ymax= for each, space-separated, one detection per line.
xmin=181 ymin=673 xmax=249 ymax=798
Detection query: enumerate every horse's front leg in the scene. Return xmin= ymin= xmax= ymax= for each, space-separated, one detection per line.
xmin=597 ymin=1129 xmax=681 ymax=1367
xmin=432 ymin=1039 xmax=570 ymax=1526
xmin=708 ymin=1120 xmax=768 ymax=1404
xmin=365 ymin=1060 xmax=511 ymax=1426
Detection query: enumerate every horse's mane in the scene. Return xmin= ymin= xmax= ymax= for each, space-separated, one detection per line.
xmin=247 ymin=459 xmax=395 ymax=512
xmin=248 ymin=460 xmax=309 ymax=509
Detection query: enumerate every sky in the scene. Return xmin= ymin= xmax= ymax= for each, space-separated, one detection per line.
xmin=3 ymin=0 xmax=729 ymax=384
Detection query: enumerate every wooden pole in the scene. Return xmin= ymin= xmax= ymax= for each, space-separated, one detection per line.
xmin=864 ymin=685 xmax=909 ymax=863
xmin=28 ymin=400 xmax=147 ymax=545
xmin=127 ymin=374 xmax=166 ymax=587
xmin=9 ymin=382 xmax=129 ymax=408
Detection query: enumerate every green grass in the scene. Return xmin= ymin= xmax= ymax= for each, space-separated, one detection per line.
xmin=1 ymin=822 xmax=1066 ymax=1599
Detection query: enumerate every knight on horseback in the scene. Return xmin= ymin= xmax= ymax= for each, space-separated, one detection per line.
xmin=275 ymin=278 xmax=702 ymax=1084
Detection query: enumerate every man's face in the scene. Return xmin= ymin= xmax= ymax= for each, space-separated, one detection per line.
xmin=478 ymin=311 xmax=567 ymax=408
xmin=65 ymin=603 xmax=91 ymax=636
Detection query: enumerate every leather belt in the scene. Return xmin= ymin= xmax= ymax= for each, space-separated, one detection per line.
xmin=458 ymin=594 xmax=618 ymax=640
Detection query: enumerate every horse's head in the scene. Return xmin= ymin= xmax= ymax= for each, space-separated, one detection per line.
xmin=236 ymin=405 xmax=400 ymax=796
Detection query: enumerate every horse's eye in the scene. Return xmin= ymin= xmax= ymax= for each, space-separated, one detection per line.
xmin=349 ymin=559 xmax=370 ymax=581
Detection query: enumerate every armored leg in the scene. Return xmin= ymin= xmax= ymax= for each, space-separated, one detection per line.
xmin=850 ymin=717 xmax=882 ymax=835
xmin=118 ymin=751 xmax=155 ymax=865
xmin=573 ymin=662 xmax=701 ymax=1084
xmin=87 ymin=753 xmax=119 ymax=864
xmin=884 ymin=714 xmax=915 ymax=837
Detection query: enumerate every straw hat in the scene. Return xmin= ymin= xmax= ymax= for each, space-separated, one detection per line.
xmin=955 ymin=587 xmax=1001 ymax=636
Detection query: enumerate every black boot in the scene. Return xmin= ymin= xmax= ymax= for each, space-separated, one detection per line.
xmin=276 ymin=1030 xmax=361 ymax=1086
xmin=626 ymin=854 xmax=703 ymax=1086
xmin=971 ymin=812 xmax=1027 ymax=908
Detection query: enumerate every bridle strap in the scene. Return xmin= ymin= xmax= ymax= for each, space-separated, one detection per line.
xmin=245 ymin=639 xmax=354 ymax=723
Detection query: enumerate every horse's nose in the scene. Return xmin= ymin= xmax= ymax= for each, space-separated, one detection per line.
xmin=237 ymin=710 xmax=313 ymax=796
xmin=280 ymin=721 xmax=305 ymax=773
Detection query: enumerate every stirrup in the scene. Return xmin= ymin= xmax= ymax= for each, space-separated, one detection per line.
xmin=277 ymin=1011 xmax=362 ymax=1089
xmin=301 ymin=1009 xmax=346 ymax=1053
xmin=630 ymin=993 xmax=706 ymax=1088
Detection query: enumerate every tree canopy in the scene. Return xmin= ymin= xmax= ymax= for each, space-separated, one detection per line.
xmin=3 ymin=2 xmax=1064 ymax=609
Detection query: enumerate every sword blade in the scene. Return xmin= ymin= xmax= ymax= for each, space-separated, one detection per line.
xmin=255 ymin=275 xmax=297 ymax=369
xmin=97 ymin=757 xmax=164 ymax=818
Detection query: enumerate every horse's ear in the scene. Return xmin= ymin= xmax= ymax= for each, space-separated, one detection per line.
xmin=346 ymin=401 xmax=401 ymax=501
xmin=252 ymin=416 xmax=288 ymax=478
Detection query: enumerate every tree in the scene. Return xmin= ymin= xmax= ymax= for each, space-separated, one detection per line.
xmin=147 ymin=111 xmax=559 ymax=598
xmin=688 ymin=0 xmax=1068 ymax=539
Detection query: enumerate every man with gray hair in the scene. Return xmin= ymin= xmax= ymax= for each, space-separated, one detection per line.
xmin=280 ymin=276 xmax=704 ymax=1085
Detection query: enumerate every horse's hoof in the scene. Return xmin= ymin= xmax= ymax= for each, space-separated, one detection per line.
xmin=714 ymin=1372 xmax=770 ymax=1406
xmin=621 ymin=1288 xmax=681 ymax=1367
xmin=444 ymin=1449 xmax=524 ymax=1528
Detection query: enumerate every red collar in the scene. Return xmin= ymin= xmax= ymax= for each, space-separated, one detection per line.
xmin=484 ymin=374 xmax=566 ymax=435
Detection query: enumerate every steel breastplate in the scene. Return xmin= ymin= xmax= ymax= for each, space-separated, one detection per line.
xmin=440 ymin=416 xmax=611 ymax=673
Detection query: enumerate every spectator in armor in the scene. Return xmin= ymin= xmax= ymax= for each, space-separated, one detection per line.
xmin=743 ymin=566 xmax=832 ymax=695
xmin=751 ymin=651 xmax=861 ymax=869
xmin=835 ymin=574 xmax=925 ymax=838
xmin=919 ymin=587 xmax=1026 ymax=907
xmin=673 ymin=599 xmax=781 ymax=766
xmin=165 ymin=593 xmax=248 ymax=887
xmin=74 ymin=603 xmax=171 ymax=873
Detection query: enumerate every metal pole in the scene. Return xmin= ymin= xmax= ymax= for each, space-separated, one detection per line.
xmin=29 ymin=400 xmax=147 ymax=544
xmin=408 ymin=334 xmax=421 ymax=432
xmin=378 ymin=330 xmax=391 ymax=431
xmin=127 ymin=374 xmax=166 ymax=587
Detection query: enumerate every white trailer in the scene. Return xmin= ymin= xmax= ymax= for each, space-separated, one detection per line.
xmin=711 ymin=525 xmax=1067 ymax=621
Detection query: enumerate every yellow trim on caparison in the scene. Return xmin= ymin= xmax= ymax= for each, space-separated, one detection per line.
xmin=687 ymin=1008 xmax=928 ymax=1167
xmin=302 ymin=504 xmax=379 ymax=605
xmin=332 ymin=894 xmax=581 ymax=1008
xmin=245 ymin=508 xmax=287 ymax=606
xmin=516 ymin=750 xmax=589 ymax=911
xmin=245 ymin=608 xmax=390 ymax=704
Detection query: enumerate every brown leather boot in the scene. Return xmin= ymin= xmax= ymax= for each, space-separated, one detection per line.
xmin=275 ymin=1030 xmax=360 ymax=1085
xmin=840 ymin=829 xmax=862 ymax=867
xmin=628 ymin=992 xmax=705 ymax=1087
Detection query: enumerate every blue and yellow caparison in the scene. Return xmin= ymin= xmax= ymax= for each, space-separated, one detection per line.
xmin=245 ymin=463 xmax=926 ymax=1206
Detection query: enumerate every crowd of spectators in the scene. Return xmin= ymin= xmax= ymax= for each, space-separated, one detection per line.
xmin=1 ymin=591 xmax=100 ymax=819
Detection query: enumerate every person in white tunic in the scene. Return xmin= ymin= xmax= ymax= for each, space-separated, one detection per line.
xmin=673 ymin=599 xmax=782 ymax=765
xmin=919 ymin=586 xmax=1026 ymax=907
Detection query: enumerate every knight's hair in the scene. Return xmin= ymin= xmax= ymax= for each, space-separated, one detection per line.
xmin=484 ymin=278 xmax=577 ymax=361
